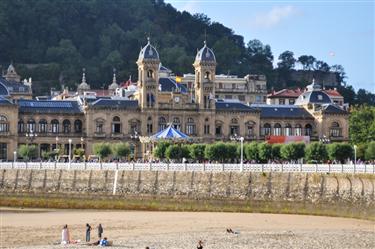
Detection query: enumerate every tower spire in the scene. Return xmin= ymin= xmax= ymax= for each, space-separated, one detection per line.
xmin=82 ymin=68 xmax=86 ymax=84
xmin=112 ymin=68 xmax=117 ymax=84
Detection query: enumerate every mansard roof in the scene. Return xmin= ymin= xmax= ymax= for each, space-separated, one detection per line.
xmin=0 ymin=78 xmax=10 ymax=96
xmin=320 ymin=103 xmax=348 ymax=114
xmin=159 ymin=77 xmax=188 ymax=93
xmin=216 ymin=100 xmax=257 ymax=112
xmin=0 ymin=76 xmax=30 ymax=94
xmin=252 ymin=104 xmax=315 ymax=119
xmin=90 ymin=98 xmax=139 ymax=109
xmin=18 ymin=99 xmax=82 ymax=114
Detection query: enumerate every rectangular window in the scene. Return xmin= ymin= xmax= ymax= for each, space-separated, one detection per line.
xmin=289 ymin=99 xmax=295 ymax=105
xmin=215 ymin=125 xmax=222 ymax=136
xmin=186 ymin=124 xmax=196 ymax=135
xmin=279 ymin=99 xmax=285 ymax=105
xmin=0 ymin=123 xmax=8 ymax=132
xmin=147 ymin=124 xmax=153 ymax=134
xmin=225 ymin=95 xmax=232 ymax=99
xmin=204 ymin=125 xmax=210 ymax=135
xmin=238 ymin=95 xmax=245 ymax=101
xmin=255 ymin=96 xmax=262 ymax=103
xmin=0 ymin=143 xmax=7 ymax=161
xmin=230 ymin=126 xmax=239 ymax=136
xmin=96 ymin=123 xmax=103 ymax=133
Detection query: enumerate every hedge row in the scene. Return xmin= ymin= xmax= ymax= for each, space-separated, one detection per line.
xmin=153 ymin=141 xmax=375 ymax=163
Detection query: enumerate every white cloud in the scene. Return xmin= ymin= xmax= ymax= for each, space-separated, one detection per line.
xmin=251 ymin=6 xmax=298 ymax=28
xmin=181 ymin=1 xmax=200 ymax=14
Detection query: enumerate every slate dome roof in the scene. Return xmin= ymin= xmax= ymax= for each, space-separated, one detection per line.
xmin=138 ymin=38 xmax=159 ymax=61
xmin=0 ymin=78 xmax=10 ymax=96
xmin=295 ymin=80 xmax=332 ymax=105
xmin=195 ymin=41 xmax=216 ymax=63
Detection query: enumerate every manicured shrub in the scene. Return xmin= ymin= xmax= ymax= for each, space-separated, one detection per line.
xmin=305 ymin=142 xmax=328 ymax=163
xmin=244 ymin=142 xmax=258 ymax=161
xmin=112 ymin=142 xmax=130 ymax=160
xmin=153 ymin=141 xmax=170 ymax=159
xmin=18 ymin=144 xmax=38 ymax=161
xmin=189 ymin=144 xmax=206 ymax=161
xmin=93 ymin=143 xmax=112 ymax=160
xmin=327 ymin=143 xmax=353 ymax=163
xmin=271 ymin=144 xmax=282 ymax=160
xmin=280 ymin=143 xmax=305 ymax=161
xmin=258 ymin=142 xmax=272 ymax=163
xmin=365 ymin=141 xmax=375 ymax=160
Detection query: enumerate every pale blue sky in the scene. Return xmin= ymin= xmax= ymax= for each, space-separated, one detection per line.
xmin=165 ymin=0 xmax=374 ymax=92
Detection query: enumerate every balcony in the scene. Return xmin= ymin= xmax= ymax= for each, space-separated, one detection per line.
xmin=0 ymin=131 xmax=10 ymax=136
xmin=94 ymin=132 xmax=106 ymax=138
xmin=111 ymin=133 xmax=124 ymax=139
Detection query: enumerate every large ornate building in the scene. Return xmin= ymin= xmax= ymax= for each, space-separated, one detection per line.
xmin=0 ymin=39 xmax=349 ymax=161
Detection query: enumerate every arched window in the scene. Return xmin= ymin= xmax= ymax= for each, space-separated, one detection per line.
xmin=112 ymin=116 xmax=121 ymax=134
xmin=305 ymin=124 xmax=313 ymax=136
xmin=146 ymin=93 xmax=155 ymax=107
xmin=147 ymin=116 xmax=153 ymax=134
xmin=18 ymin=119 xmax=24 ymax=133
xmin=330 ymin=122 xmax=341 ymax=137
xmin=215 ymin=121 xmax=223 ymax=136
xmin=0 ymin=115 xmax=9 ymax=132
xmin=173 ymin=117 xmax=181 ymax=130
xmin=95 ymin=118 xmax=104 ymax=133
xmin=158 ymin=117 xmax=167 ymax=131
xmin=147 ymin=70 xmax=154 ymax=79
xmin=284 ymin=123 xmax=292 ymax=136
xmin=230 ymin=118 xmax=239 ymax=136
xmin=51 ymin=119 xmax=59 ymax=133
xmin=27 ymin=119 xmax=36 ymax=132
xmin=246 ymin=121 xmax=255 ymax=137
xmin=129 ymin=119 xmax=140 ymax=134
xmin=38 ymin=119 xmax=47 ymax=133
xmin=263 ymin=123 xmax=271 ymax=136
xmin=204 ymin=71 xmax=211 ymax=80
xmin=203 ymin=118 xmax=210 ymax=135
xmin=74 ymin=120 xmax=82 ymax=133
xmin=295 ymin=124 xmax=302 ymax=136
xmin=63 ymin=120 xmax=71 ymax=133
xmin=186 ymin=117 xmax=196 ymax=135
xmin=273 ymin=123 xmax=282 ymax=136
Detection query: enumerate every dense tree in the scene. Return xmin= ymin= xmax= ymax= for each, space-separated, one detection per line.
xmin=365 ymin=142 xmax=375 ymax=160
xmin=204 ymin=142 xmax=230 ymax=162
xmin=112 ymin=143 xmax=130 ymax=160
xmin=315 ymin=60 xmax=330 ymax=72
xmin=349 ymin=105 xmax=375 ymax=144
xmin=189 ymin=144 xmax=206 ymax=162
xmin=17 ymin=145 xmax=38 ymax=161
xmin=305 ymin=142 xmax=328 ymax=163
xmin=271 ymin=144 xmax=282 ymax=160
xmin=277 ymin=51 xmax=295 ymax=70
xmin=165 ymin=145 xmax=189 ymax=161
xmin=153 ymin=141 xmax=171 ymax=159
xmin=356 ymin=89 xmax=375 ymax=106
xmin=298 ymin=55 xmax=316 ymax=70
xmin=93 ymin=143 xmax=112 ymax=160
xmin=327 ymin=143 xmax=353 ymax=163
xmin=258 ymin=142 xmax=272 ymax=163
xmin=244 ymin=142 xmax=259 ymax=161
xmin=280 ymin=143 xmax=305 ymax=161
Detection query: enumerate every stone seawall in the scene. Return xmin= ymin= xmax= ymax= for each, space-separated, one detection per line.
xmin=0 ymin=169 xmax=374 ymax=205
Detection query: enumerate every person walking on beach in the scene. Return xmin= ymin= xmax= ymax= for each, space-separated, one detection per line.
xmin=197 ymin=240 xmax=204 ymax=249
xmin=61 ymin=224 xmax=70 ymax=244
xmin=98 ymin=224 xmax=104 ymax=239
xmin=86 ymin=223 xmax=92 ymax=242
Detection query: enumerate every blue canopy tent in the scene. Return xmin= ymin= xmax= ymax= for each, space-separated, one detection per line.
xmin=139 ymin=124 xmax=196 ymax=159
xmin=150 ymin=125 xmax=190 ymax=141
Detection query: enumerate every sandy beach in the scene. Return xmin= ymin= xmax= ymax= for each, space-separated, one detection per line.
xmin=1 ymin=208 xmax=374 ymax=249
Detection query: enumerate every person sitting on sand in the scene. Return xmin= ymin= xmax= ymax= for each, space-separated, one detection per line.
xmin=99 ymin=237 xmax=108 ymax=246
xmin=197 ymin=240 xmax=204 ymax=249
xmin=61 ymin=224 xmax=70 ymax=244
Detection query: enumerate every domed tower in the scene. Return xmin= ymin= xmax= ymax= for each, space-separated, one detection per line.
xmin=136 ymin=37 xmax=160 ymax=109
xmin=4 ymin=63 xmax=21 ymax=82
xmin=295 ymin=79 xmax=332 ymax=108
xmin=193 ymin=41 xmax=216 ymax=110
xmin=77 ymin=68 xmax=90 ymax=95
xmin=108 ymin=68 xmax=119 ymax=95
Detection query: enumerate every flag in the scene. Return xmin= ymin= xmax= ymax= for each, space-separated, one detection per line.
xmin=175 ymin=76 xmax=182 ymax=83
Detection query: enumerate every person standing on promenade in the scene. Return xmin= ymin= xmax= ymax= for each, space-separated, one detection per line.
xmin=85 ymin=223 xmax=92 ymax=242
xmin=98 ymin=224 xmax=104 ymax=239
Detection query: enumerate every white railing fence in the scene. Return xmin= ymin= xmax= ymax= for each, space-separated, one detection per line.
xmin=0 ymin=162 xmax=374 ymax=174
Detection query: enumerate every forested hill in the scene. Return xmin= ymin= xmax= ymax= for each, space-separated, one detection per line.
xmin=1 ymin=0 xmax=373 ymax=105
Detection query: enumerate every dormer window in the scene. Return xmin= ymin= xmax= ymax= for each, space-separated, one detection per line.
xmin=204 ymin=71 xmax=211 ymax=80
xmin=318 ymin=94 xmax=323 ymax=100
xmin=147 ymin=70 xmax=154 ymax=79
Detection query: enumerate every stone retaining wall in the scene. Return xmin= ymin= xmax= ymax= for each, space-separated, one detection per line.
xmin=0 ymin=169 xmax=374 ymax=205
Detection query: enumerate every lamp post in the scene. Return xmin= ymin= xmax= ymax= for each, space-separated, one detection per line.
xmin=68 ymin=138 xmax=72 ymax=170
xmin=131 ymin=130 xmax=139 ymax=159
xmin=353 ymin=144 xmax=357 ymax=165
xmin=230 ymin=134 xmax=244 ymax=172
xmin=13 ymin=151 xmax=16 ymax=163
xmin=55 ymin=136 xmax=59 ymax=162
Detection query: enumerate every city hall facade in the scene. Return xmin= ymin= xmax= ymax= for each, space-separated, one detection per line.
xmin=0 ymin=40 xmax=349 ymax=161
